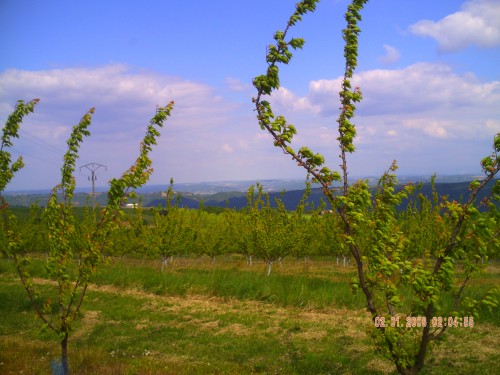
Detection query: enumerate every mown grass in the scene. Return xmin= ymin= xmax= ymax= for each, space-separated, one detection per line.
xmin=0 ymin=256 xmax=498 ymax=374
xmin=93 ymin=259 xmax=366 ymax=311
xmin=6 ymin=255 xmax=496 ymax=324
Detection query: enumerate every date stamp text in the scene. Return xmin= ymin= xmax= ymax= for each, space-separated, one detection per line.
xmin=374 ymin=316 xmax=475 ymax=328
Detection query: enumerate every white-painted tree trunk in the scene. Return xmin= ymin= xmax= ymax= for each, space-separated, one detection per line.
xmin=161 ymin=255 xmax=168 ymax=272
xmin=343 ymin=255 xmax=349 ymax=267
xmin=266 ymin=260 xmax=273 ymax=276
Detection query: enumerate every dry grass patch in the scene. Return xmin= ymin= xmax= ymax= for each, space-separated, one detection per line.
xmin=215 ymin=323 xmax=252 ymax=336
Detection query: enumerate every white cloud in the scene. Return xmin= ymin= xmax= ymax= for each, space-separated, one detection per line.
xmin=403 ymin=119 xmax=450 ymax=139
xmin=225 ymin=77 xmax=251 ymax=93
xmin=377 ymin=45 xmax=401 ymax=65
xmin=270 ymin=87 xmax=319 ymax=113
xmin=486 ymin=119 xmax=500 ymax=132
xmin=222 ymin=143 xmax=234 ymax=153
xmin=409 ymin=0 xmax=500 ymax=52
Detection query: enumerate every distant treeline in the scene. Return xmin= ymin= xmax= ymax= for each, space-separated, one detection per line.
xmin=4 ymin=179 xmax=497 ymax=211
xmin=146 ymin=180 xmax=499 ymax=211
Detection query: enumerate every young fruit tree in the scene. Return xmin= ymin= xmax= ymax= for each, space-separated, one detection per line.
xmin=252 ymin=1 xmax=499 ymax=373
xmin=1 ymin=99 xmax=174 ymax=375
xmin=1 ymin=99 xmax=40 ymax=257
xmin=146 ymin=180 xmax=194 ymax=270
xmin=226 ymin=205 xmax=256 ymax=266
xmin=245 ymin=184 xmax=303 ymax=275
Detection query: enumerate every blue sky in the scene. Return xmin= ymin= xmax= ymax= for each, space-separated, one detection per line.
xmin=1 ymin=0 xmax=499 ymax=191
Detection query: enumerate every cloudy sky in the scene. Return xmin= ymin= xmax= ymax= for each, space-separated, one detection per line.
xmin=1 ymin=0 xmax=499 ymax=191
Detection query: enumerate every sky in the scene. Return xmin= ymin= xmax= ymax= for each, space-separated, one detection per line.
xmin=1 ymin=0 xmax=500 ymax=191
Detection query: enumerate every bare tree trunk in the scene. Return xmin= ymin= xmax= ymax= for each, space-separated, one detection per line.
xmin=411 ymin=304 xmax=434 ymax=374
xmin=61 ymin=334 xmax=69 ymax=375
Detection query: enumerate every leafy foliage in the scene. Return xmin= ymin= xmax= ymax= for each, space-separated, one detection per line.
xmin=1 ymin=100 xmax=174 ymax=374
xmin=252 ymin=1 xmax=499 ymax=374
xmin=1 ymin=99 xmax=40 ymax=258
xmin=147 ymin=180 xmax=196 ymax=269
xmin=0 ymin=99 xmax=40 ymax=193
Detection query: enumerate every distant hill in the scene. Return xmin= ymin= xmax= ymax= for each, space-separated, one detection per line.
xmin=144 ymin=179 xmax=498 ymax=211
xmin=4 ymin=176 xmax=497 ymax=211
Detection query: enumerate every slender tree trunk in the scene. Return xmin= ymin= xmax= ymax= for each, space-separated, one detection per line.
xmin=161 ymin=255 xmax=167 ymax=272
xmin=61 ymin=333 xmax=69 ymax=375
xmin=266 ymin=260 xmax=273 ymax=276
xmin=412 ymin=304 xmax=434 ymax=373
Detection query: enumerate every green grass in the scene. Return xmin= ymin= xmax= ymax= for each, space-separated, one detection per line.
xmin=15 ymin=255 xmax=497 ymax=324
xmin=0 ymin=256 xmax=499 ymax=374
xmin=0 ymin=277 xmax=386 ymax=374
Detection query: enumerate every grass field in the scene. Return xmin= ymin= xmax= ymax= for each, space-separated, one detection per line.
xmin=0 ymin=256 xmax=498 ymax=374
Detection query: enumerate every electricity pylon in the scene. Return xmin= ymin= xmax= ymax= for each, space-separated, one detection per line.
xmin=79 ymin=163 xmax=107 ymax=204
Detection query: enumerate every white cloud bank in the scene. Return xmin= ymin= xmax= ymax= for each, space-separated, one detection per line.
xmin=0 ymin=65 xmax=229 ymax=137
xmin=0 ymin=65 xmax=266 ymax=190
xmin=274 ymin=62 xmax=500 ymax=139
xmin=267 ymin=62 xmax=500 ymax=175
xmin=410 ymin=0 xmax=500 ymax=52
xmin=1 ymin=62 xmax=499 ymax=190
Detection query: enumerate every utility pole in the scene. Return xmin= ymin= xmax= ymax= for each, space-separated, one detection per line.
xmin=79 ymin=163 xmax=107 ymax=205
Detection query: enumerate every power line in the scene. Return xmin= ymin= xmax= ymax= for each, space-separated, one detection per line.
xmin=10 ymin=146 xmax=60 ymax=168
xmin=19 ymin=128 xmax=66 ymax=156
